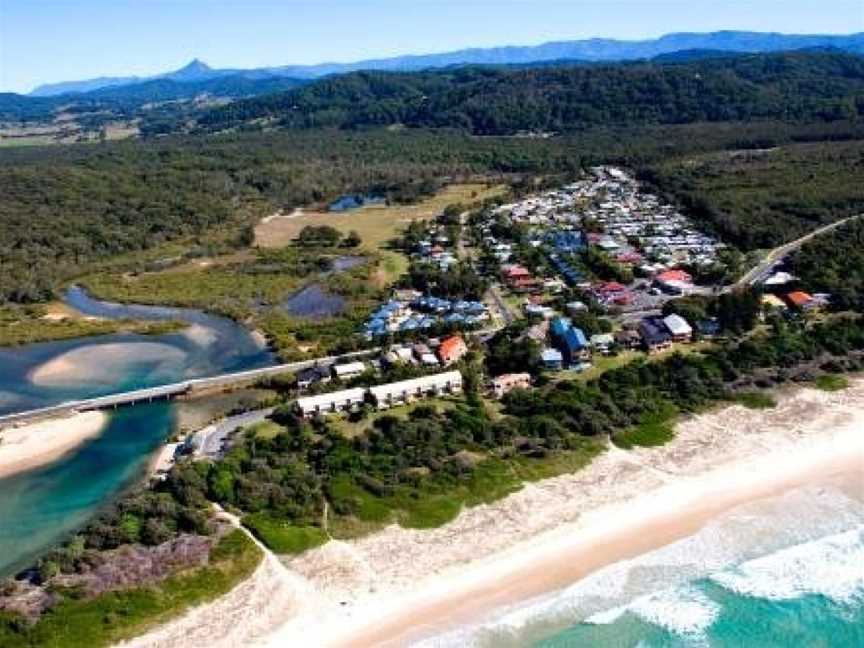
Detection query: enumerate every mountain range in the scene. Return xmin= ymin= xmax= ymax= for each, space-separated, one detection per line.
xmin=29 ymin=30 xmax=864 ymax=97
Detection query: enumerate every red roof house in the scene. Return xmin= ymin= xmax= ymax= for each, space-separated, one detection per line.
xmin=438 ymin=335 xmax=469 ymax=366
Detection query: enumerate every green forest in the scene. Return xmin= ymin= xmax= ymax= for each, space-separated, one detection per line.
xmin=197 ymin=51 xmax=864 ymax=135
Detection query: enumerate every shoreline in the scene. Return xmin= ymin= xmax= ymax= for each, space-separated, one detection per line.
xmin=122 ymin=379 xmax=864 ymax=648
xmin=0 ymin=410 xmax=110 ymax=479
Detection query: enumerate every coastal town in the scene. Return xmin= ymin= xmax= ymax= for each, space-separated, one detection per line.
xmin=2 ymin=11 xmax=864 ymax=648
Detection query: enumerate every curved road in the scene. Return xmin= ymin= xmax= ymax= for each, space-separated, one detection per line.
xmin=733 ymin=214 xmax=861 ymax=290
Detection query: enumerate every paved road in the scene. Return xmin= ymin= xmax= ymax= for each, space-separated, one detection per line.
xmin=193 ymin=407 xmax=275 ymax=459
xmin=486 ymin=283 xmax=516 ymax=325
xmin=733 ymin=214 xmax=861 ymax=290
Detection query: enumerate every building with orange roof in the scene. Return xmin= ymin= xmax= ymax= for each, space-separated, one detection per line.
xmin=437 ymin=335 xmax=469 ymax=366
xmin=785 ymin=291 xmax=815 ymax=310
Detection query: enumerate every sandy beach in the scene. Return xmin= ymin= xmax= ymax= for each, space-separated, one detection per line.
xmin=0 ymin=411 xmax=109 ymax=479
xmin=122 ymin=379 xmax=864 ymax=648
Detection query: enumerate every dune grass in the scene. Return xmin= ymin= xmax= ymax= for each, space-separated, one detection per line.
xmin=734 ymin=391 xmax=778 ymax=409
xmin=612 ymin=404 xmax=678 ymax=449
xmin=243 ymin=514 xmax=329 ymax=555
xmin=814 ymin=374 xmax=849 ymax=392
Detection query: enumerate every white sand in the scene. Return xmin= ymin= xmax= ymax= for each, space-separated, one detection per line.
xmin=29 ymin=342 xmax=186 ymax=387
xmin=121 ymin=380 xmax=864 ymax=648
xmin=0 ymin=411 xmax=109 ymax=479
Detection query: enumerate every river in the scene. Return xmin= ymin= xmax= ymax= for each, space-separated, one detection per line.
xmin=0 ymin=287 xmax=276 ymax=575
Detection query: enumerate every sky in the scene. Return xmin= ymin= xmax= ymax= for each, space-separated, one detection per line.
xmin=1 ymin=0 xmax=862 ymax=93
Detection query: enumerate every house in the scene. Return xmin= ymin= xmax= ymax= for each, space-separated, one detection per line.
xmin=369 ymin=371 xmax=462 ymax=409
xmin=662 ymin=314 xmax=693 ymax=343
xmin=491 ymin=373 xmax=531 ymax=399
xmin=553 ymin=318 xmax=591 ymax=365
xmin=524 ymin=302 xmax=556 ymax=319
xmin=761 ymin=294 xmax=788 ymax=313
xmin=332 ymin=361 xmax=366 ymax=380
xmin=592 ymin=281 xmax=633 ymax=306
xmin=296 ymin=365 xmax=331 ymax=390
xmin=655 ymin=269 xmax=693 ymax=295
xmin=541 ymin=347 xmax=563 ymax=370
xmin=785 ymin=291 xmax=816 ymax=311
xmin=639 ymin=317 xmax=673 ymax=353
xmin=566 ymin=300 xmax=588 ymax=315
xmin=502 ymin=264 xmax=537 ymax=291
xmin=614 ymin=329 xmax=642 ymax=350
xmin=296 ymin=388 xmax=367 ymax=419
xmin=438 ymin=335 xmax=469 ymax=366
xmin=590 ymin=333 xmax=616 ymax=354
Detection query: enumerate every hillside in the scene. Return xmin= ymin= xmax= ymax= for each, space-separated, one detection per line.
xmin=196 ymin=51 xmax=864 ymax=135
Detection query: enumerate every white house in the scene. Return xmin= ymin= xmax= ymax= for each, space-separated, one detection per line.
xmin=332 ymin=361 xmax=367 ymax=380
xmin=296 ymin=388 xmax=367 ymax=419
xmin=662 ymin=314 xmax=693 ymax=342
xmin=368 ymin=371 xmax=462 ymax=410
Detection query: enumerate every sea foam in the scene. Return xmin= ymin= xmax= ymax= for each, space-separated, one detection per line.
xmin=710 ymin=525 xmax=864 ymax=606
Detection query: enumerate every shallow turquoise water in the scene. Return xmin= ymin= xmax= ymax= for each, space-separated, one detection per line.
xmin=423 ymin=487 xmax=864 ymax=648
xmin=0 ymin=288 xmax=275 ymax=575
xmin=0 ymin=404 xmax=175 ymax=576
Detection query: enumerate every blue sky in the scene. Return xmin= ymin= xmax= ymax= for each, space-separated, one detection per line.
xmin=1 ymin=0 xmax=862 ymax=93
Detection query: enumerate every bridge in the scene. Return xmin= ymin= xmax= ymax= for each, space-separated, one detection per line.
xmin=0 ymin=348 xmax=380 ymax=428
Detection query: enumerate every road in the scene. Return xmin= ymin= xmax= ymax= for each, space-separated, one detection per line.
xmin=486 ymin=283 xmax=516 ymax=325
xmin=193 ymin=407 xmax=275 ymax=459
xmin=0 ymin=347 xmax=380 ymax=427
xmin=733 ymin=214 xmax=861 ymax=290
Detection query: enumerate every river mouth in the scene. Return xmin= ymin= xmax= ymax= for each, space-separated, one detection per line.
xmin=0 ymin=288 xmax=278 ymax=577
xmin=0 ymin=287 xmax=275 ymax=416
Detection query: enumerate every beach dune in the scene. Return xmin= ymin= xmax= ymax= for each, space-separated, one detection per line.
xmin=0 ymin=411 xmax=109 ymax=479
xmin=121 ymin=380 xmax=864 ymax=648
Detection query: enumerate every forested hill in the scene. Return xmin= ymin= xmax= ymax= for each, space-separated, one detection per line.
xmin=196 ymin=51 xmax=864 ymax=135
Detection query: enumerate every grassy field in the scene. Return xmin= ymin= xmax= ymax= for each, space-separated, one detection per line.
xmin=243 ymin=514 xmax=329 ymax=554
xmin=254 ymin=183 xmax=506 ymax=250
xmin=0 ymin=530 xmax=261 ymax=648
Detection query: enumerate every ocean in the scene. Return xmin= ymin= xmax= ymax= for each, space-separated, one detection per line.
xmin=422 ymin=482 xmax=864 ymax=647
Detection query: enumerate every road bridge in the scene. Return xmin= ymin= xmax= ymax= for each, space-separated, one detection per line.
xmin=0 ymin=348 xmax=379 ymax=428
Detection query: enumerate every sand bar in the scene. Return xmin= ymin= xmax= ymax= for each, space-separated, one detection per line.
xmin=121 ymin=380 xmax=864 ymax=648
xmin=0 ymin=411 xmax=109 ymax=479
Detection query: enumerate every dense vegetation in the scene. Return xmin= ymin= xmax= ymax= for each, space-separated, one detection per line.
xmin=787 ymin=217 xmax=864 ymax=312
xmin=643 ymin=139 xmax=864 ymax=250
xmin=197 ymin=51 xmax=864 ymax=135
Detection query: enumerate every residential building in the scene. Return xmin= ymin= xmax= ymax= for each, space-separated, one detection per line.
xmin=541 ymin=347 xmax=563 ymax=370
xmin=491 ymin=373 xmax=532 ymax=399
xmin=438 ymin=335 xmax=469 ymax=366
xmin=296 ymin=388 xmax=367 ymax=419
xmin=296 ymin=365 xmax=331 ymax=390
xmin=332 ymin=361 xmax=366 ymax=380
xmin=369 ymin=371 xmax=462 ymax=409
xmin=590 ymin=333 xmax=616 ymax=354
xmin=662 ymin=314 xmax=693 ymax=342
xmin=785 ymin=291 xmax=816 ymax=310
xmin=551 ymin=316 xmax=590 ymax=365
xmin=614 ymin=329 xmax=642 ymax=349
xmin=639 ymin=317 xmax=673 ymax=353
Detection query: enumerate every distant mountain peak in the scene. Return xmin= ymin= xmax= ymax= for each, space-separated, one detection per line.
xmin=166 ymin=59 xmax=214 ymax=81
